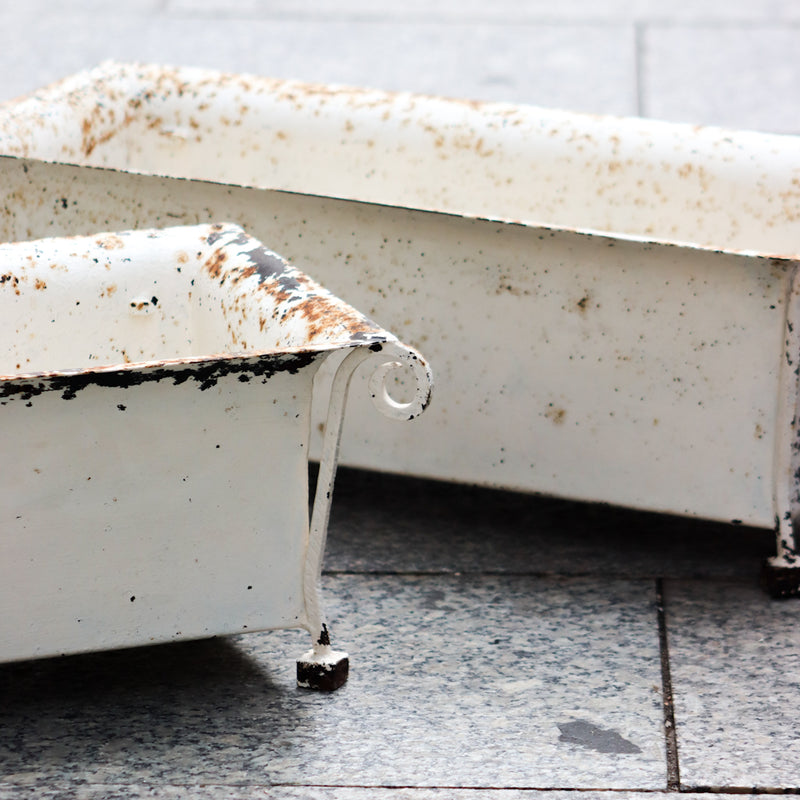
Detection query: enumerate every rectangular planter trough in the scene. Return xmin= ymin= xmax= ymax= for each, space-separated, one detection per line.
xmin=0 ymin=221 xmax=431 ymax=688
xmin=1 ymin=62 xmax=800 ymax=591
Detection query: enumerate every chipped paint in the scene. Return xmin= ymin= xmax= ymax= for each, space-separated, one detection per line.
xmin=1 ymin=63 xmax=800 ymax=583
xmin=0 ymin=222 xmax=433 ymax=681
xmin=0 ymin=148 xmax=792 ymax=540
xmin=2 ymin=62 xmax=800 ymax=256
xmin=0 ymin=222 xmax=388 ymax=389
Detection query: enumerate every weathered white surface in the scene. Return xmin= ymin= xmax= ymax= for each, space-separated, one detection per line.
xmin=0 ymin=222 xmax=429 ymax=663
xmin=0 ymin=157 xmax=793 ymax=530
xmin=2 ymin=63 xmax=799 ymax=254
xmin=2 ymin=64 xmax=800 ymax=532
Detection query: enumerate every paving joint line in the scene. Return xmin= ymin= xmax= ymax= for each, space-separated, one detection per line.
xmin=634 ymin=20 xmax=647 ymax=117
xmin=656 ymin=578 xmax=681 ymax=791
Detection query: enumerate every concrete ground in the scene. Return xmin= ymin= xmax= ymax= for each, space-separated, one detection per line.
xmin=1 ymin=1 xmax=799 ymax=798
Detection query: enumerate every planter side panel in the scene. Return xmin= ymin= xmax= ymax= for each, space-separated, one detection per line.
xmin=309 ymin=213 xmax=788 ymax=528
xmin=0 ymin=158 xmax=788 ymax=528
xmin=0 ymin=365 xmax=315 ymax=662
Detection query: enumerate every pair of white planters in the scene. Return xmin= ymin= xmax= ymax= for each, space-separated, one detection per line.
xmin=0 ymin=221 xmax=432 ymax=690
xmin=2 ymin=62 xmax=800 ymax=683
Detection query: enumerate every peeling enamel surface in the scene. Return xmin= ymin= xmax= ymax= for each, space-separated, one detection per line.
xmin=0 ymin=157 xmax=792 ymax=531
xmin=0 ymin=222 xmax=431 ymax=671
xmin=1 ymin=63 xmax=799 ymax=547
xmin=2 ymin=62 xmax=800 ymax=255
xmin=1 ymin=222 xmax=387 ymax=384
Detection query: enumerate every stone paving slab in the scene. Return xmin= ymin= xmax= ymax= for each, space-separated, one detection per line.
xmin=666 ymin=579 xmax=800 ymax=789
xmin=164 ymin=0 xmax=800 ymax=23
xmin=0 ymin=14 xmax=636 ymax=114
xmin=3 ymin=2 xmax=798 ymax=132
xmin=325 ymin=469 xmax=773 ymax=580
xmin=0 ymin=575 xmax=665 ymax=790
xmin=642 ymin=24 xmax=800 ymax=133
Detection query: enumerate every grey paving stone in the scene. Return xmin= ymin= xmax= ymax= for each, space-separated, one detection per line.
xmin=324 ymin=468 xmax=773 ymax=580
xmin=0 ymin=5 xmax=162 ymax=102
xmin=0 ymin=575 xmax=665 ymax=789
xmin=642 ymin=24 xmax=800 ymax=133
xmin=0 ymin=13 xmax=636 ymax=115
xmin=164 ymin=0 xmax=800 ymax=23
xmin=165 ymin=0 xmax=604 ymax=21
xmin=138 ymin=18 xmax=636 ymax=113
xmin=666 ymin=579 xmax=800 ymax=788
xmin=627 ymin=0 xmax=800 ymax=21
xmin=23 ymin=0 xmax=163 ymax=12
xmin=0 ymin=13 xmax=152 ymax=103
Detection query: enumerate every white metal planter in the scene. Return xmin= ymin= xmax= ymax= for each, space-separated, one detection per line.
xmin=0 ymin=221 xmax=432 ymax=689
xmin=1 ymin=62 xmax=800 ymax=593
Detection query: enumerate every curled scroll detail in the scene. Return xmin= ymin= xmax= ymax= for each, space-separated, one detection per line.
xmin=366 ymin=341 xmax=433 ymax=421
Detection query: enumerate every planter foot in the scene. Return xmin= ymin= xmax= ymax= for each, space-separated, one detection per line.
xmin=761 ymin=558 xmax=800 ymax=599
xmin=297 ymin=647 xmax=349 ymax=691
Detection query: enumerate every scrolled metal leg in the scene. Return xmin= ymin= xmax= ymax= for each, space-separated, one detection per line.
xmin=296 ymin=340 xmax=433 ymax=689
xmin=764 ymin=267 xmax=800 ymax=598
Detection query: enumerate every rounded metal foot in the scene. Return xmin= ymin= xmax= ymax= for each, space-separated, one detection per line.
xmin=761 ymin=558 xmax=800 ymax=599
xmin=297 ymin=646 xmax=349 ymax=691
